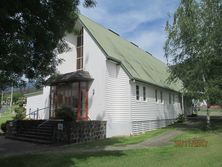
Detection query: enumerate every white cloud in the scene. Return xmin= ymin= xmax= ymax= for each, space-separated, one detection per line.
xmin=79 ymin=0 xmax=179 ymax=62
xmin=128 ymin=30 xmax=167 ymax=62
xmin=80 ymin=0 xmax=178 ymax=33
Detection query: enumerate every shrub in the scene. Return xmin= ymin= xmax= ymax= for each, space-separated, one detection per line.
xmin=14 ymin=106 xmax=26 ymax=120
xmin=176 ymin=113 xmax=185 ymax=123
xmin=55 ymin=106 xmax=76 ymax=121
xmin=1 ymin=121 xmax=8 ymax=132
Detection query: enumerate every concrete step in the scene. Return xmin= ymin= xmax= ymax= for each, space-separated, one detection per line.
xmin=17 ymin=133 xmax=52 ymax=140
xmin=19 ymin=130 xmax=53 ymax=137
xmin=6 ymin=136 xmax=53 ymax=144
xmin=6 ymin=119 xmax=64 ymax=144
xmin=20 ymin=127 xmax=53 ymax=133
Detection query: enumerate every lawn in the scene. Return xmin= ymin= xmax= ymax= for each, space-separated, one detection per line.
xmin=1 ymin=133 xmax=221 ymax=167
xmin=0 ymin=111 xmax=14 ymax=127
xmin=198 ymin=108 xmax=222 ymax=116
xmin=69 ymin=128 xmax=172 ymax=149
xmin=1 ymin=120 xmax=222 ymax=167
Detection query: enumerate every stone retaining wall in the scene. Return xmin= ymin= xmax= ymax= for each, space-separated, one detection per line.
xmin=6 ymin=120 xmax=106 ymax=144
xmin=54 ymin=121 xmax=107 ymax=144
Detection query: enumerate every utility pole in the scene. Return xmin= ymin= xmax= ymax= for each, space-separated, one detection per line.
xmin=10 ymin=86 xmax=13 ymax=113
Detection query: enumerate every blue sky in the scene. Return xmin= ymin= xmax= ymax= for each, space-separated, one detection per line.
xmin=79 ymin=0 xmax=180 ymax=62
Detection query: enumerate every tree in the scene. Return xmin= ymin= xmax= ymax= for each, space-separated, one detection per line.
xmin=0 ymin=0 xmax=95 ymax=90
xmin=164 ymin=0 xmax=222 ymax=126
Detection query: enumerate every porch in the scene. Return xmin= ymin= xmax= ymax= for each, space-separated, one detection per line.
xmin=47 ymin=70 xmax=94 ymax=120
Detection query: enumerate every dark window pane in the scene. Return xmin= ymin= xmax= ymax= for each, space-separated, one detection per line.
xmin=143 ymin=87 xmax=146 ymax=101
xmin=77 ymin=47 xmax=83 ymax=58
xmin=169 ymin=93 xmax=171 ymax=104
xmin=155 ymin=89 xmax=157 ymax=102
xmin=136 ymin=85 xmax=139 ymax=100
xmin=160 ymin=91 xmax=163 ymax=103
xmin=77 ymin=36 xmax=83 ymax=46
xmin=77 ymin=58 xmax=83 ymax=70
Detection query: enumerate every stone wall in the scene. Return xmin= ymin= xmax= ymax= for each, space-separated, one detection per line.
xmin=6 ymin=120 xmax=106 ymax=144
xmin=54 ymin=121 xmax=107 ymax=144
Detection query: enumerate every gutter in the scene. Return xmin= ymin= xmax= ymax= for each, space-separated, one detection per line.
xmin=132 ymin=78 xmax=182 ymax=93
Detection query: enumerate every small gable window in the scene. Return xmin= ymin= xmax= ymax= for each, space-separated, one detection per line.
xmin=136 ymin=85 xmax=140 ymax=100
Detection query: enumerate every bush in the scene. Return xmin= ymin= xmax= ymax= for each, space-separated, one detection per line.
xmin=176 ymin=113 xmax=185 ymax=123
xmin=1 ymin=121 xmax=8 ymax=132
xmin=14 ymin=106 xmax=26 ymax=120
xmin=55 ymin=106 xmax=76 ymax=121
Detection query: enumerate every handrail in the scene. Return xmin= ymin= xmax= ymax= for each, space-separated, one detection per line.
xmin=38 ymin=118 xmax=64 ymax=128
xmin=38 ymin=119 xmax=50 ymax=128
xmin=26 ymin=107 xmax=49 ymax=117
xmin=10 ymin=107 xmax=50 ymax=124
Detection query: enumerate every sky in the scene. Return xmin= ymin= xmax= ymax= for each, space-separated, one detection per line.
xmin=79 ymin=0 xmax=180 ymax=63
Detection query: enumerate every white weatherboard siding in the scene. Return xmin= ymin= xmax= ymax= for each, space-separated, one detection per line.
xmin=105 ymin=61 xmax=131 ymax=137
xmin=25 ymin=87 xmax=50 ymax=119
xmin=84 ymin=29 xmax=132 ymax=137
xmin=56 ymin=34 xmax=77 ymax=74
xmin=83 ymin=28 xmax=106 ymax=121
xmin=131 ymin=82 xmax=182 ymax=134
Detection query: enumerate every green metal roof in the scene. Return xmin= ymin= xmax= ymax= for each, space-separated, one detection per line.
xmin=79 ymin=15 xmax=182 ymax=92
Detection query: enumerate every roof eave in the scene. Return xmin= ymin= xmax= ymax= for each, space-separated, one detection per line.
xmin=132 ymin=78 xmax=182 ymax=93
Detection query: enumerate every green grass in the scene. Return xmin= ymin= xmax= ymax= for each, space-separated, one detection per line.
xmin=1 ymin=121 xmax=222 ymax=167
xmin=0 ymin=111 xmax=14 ymax=126
xmin=0 ymin=132 xmax=222 ymax=167
xmin=198 ymin=108 xmax=222 ymax=116
xmin=70 ymin=128 xmax=171 ymax=149
xmin=0 ymin=105 xmax=18 ymax=127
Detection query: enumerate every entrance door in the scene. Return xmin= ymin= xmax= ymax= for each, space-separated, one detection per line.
xmin=50 ymin=82 xmax=88 ymax=120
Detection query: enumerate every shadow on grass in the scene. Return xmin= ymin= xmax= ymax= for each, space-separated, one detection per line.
xmin=0 ymin=150 xmax=125 ymax=167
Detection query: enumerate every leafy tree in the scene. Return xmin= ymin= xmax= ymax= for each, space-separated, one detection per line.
xmin=0 ymin=0 xmax=95 ymax=90
xmin=165 ymin=0 xmax=222 ymax=126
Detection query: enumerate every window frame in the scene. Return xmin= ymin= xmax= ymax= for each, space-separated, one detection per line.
xmin=155 ymin=89 xmax=158 ymax=102
xmin=173 ymin=94 xmax=175 ymax=104
xmin=136 ymin=85 xmax=140 ymax=101
xmin=76 ymin=28 xmax=84 ymax=71
xmin=143 ymin=86 xmax=146 ymax=101
xmin=160 ymin=91 xmax=163 ymax=104
xmin=169 ymin=93 xmax=172 ymax=104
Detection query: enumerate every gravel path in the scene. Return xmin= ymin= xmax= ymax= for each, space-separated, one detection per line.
xmin=104 ymin=130 xmax=183 ymax=151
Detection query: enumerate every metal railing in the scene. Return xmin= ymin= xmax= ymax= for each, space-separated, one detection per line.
xmin=9 ymin=107 xmax=50 ymax=126
xmin=27 ymin=107 xmax=49 ymax=120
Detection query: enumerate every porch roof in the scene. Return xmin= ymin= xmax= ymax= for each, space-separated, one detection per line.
xmin=47 ymin=71 xmax=94 ymax=86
